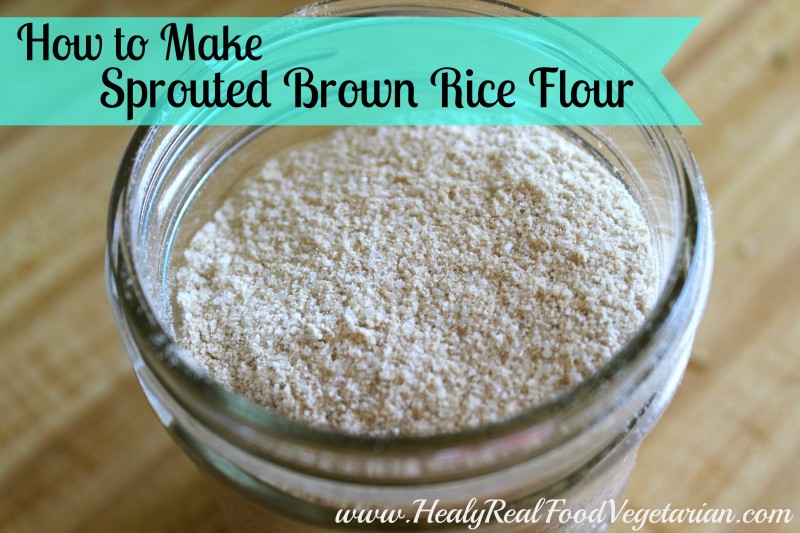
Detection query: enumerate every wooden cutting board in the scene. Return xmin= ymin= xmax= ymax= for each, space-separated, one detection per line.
xmin=1 ymin=0 xmax=798 ymax=531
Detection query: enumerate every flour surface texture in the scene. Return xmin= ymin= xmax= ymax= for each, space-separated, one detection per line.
xmin=175 ymin=126 xmax=657 ymax=436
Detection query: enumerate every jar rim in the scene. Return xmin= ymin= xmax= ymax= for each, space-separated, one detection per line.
xmin=106 ymin=0 xmax=713 ymax=459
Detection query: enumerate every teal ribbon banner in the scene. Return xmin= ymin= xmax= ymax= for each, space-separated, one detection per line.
xmin=1 ymin=17 xmax=700 ymax=125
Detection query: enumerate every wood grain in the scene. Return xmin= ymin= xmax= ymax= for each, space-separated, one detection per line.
xmin=1 ymin=1 xmax=798 ymax=532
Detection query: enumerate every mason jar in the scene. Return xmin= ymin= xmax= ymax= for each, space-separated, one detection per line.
xmin=106 ymin=1 xmax=714 ymax=531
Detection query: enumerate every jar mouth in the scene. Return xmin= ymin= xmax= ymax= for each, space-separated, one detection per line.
xmin=106 ymin=0 xmax=713 ymax=460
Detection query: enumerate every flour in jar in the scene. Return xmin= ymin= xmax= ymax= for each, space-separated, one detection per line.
xmin=174 ymin=126 xmax=658 ymax=436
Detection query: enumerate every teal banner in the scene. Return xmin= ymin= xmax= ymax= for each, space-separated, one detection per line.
xmin=1 ymin=17 xmax=700 ymax=125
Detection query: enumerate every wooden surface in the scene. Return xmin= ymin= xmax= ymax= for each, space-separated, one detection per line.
xmin=1 ymin=0 xmax=798 ymax=531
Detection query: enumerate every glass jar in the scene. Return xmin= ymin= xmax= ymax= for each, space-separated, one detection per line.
xmin=106 ymin=1 xmax=714 ymax=531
